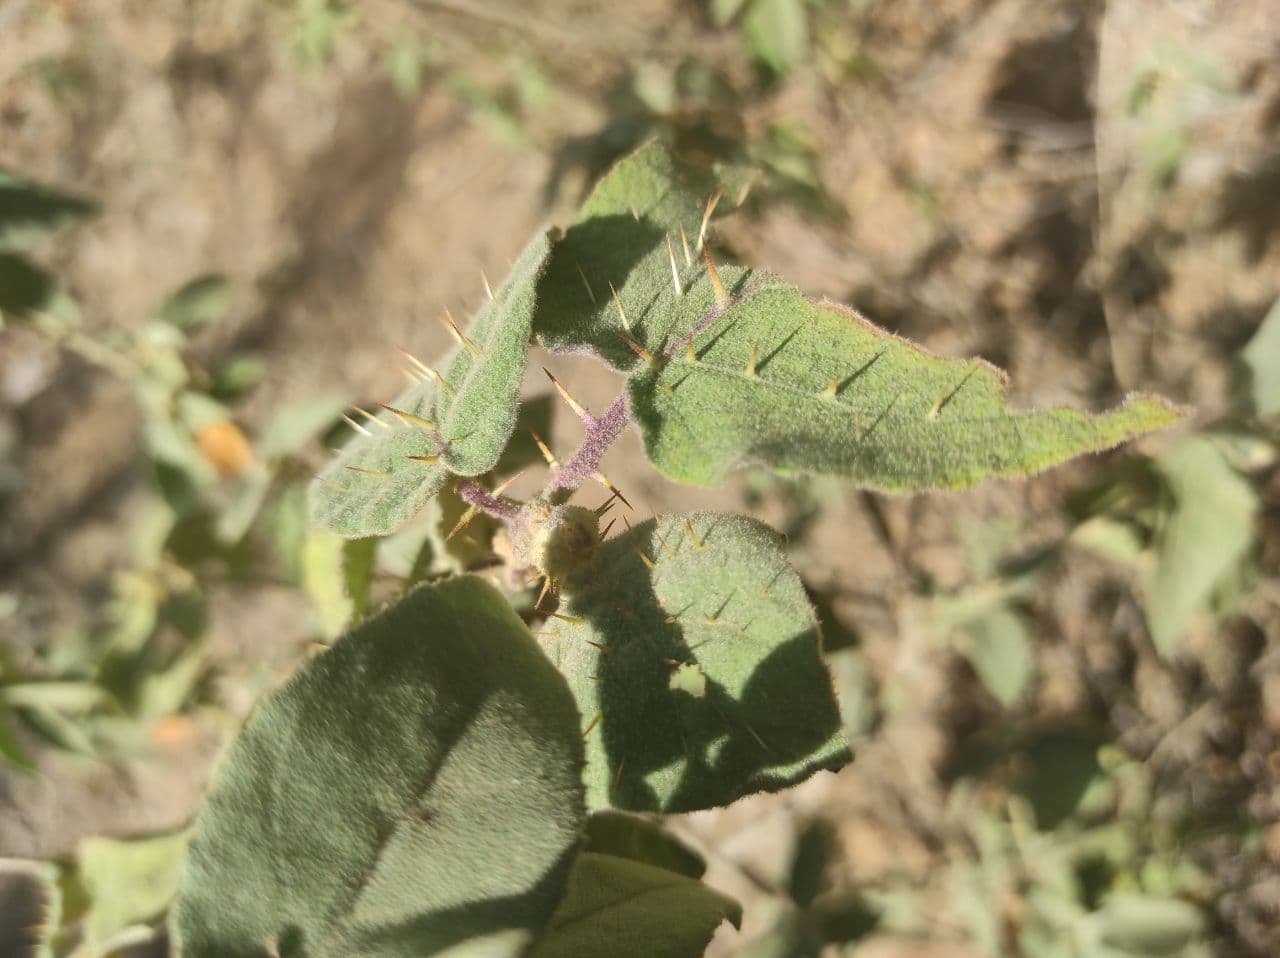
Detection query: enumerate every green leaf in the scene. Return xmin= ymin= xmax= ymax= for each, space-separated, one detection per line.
xmin=743 ymin=0 xmax=810 ymax=77
xmin=310 ymin=229 xmax=555 ymax=537
xmin=583 ymin=812 xmax=706 ymax=880
xmin=261 ymin=393 xmax=349 ymax=460
xmin=153 ymin=275 xmax=232 ymax=331
xmin=955 ymin=606 xmax=1034 ymax=708
xmin=0 ymin=253 xmax=79 ymax=328
xmin=1240 ymin=295 xmax=1280 ymax=417
xmin=0 ymin=169 xmax=95 ymax=252
xmin=174 ymin=577 xmax=585 ymax=958
xmin=535 ymin=140 xmax=752 ymax=370
xmin=712 ymin=0 xmax=750 ymax=26
xmin=527 ymin=852 xmax=741 ymax=958
xmin=543 ymin=512 xmax=848 ymax=812
xmin=78 ymin=829 xmax=190 ymax=950
xmin=629 ymin=280 xmax=1186 ymax=489
xmin=1100 ymin=894 xmax=1205 ymax=955
xmin=1145 ymin=435 xmax=1258 ymax=656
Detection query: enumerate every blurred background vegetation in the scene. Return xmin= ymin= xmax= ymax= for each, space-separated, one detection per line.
xmin=1 ymin=0 xmax=1278 ymax=955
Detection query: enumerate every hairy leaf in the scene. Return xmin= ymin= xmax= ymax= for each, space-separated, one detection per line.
xmin=543 ymin=512 xmax=848 ymax=812
xmin=1145 ymin=435 xmax=1258 ymax=656
xmin=310 ymin=229 xmax=554 ymax=537
xmin=174 ymin=577 xmax=586 ymax=958
xmin=79 ymin=829 xmax=190 ymax=950
xmin=527 ymin=852 xmax=740 ymax=958
xmin=629 ymin=280 xmax=1186 ymax=489
xmin=535 ymin=140 xmax=751 ymax=370
xmin=583 ymin=812 xmax=706 ymax=880
xmin=0 ymin=169 xmax=95 ymax=252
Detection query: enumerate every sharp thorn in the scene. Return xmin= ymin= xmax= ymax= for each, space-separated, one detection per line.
xmin=822 ymin=378 xmax=840 ymax=400
xmin=600 ymin=516 xmax=617 ymax=538
xmin=407 ymin=453 xmax=441 ymax=464
xmin=401 ymin=366 xmax=426 ymax=386
xmin=575 ymin=262 xmax=598 ymax=304
xmin=585 ymin=639 xmax=610 ymax=654
xmin=685 ymin=342 xmax=699 ymax=364
xmin=592 ymin=472 xmax=632 ymax=509
xmin=345 ymin=465 xmax=391 ymax=479
xmin=342 ymin=414 xmax=373 ymax=437
xmin=491 ymin=471 xmax=523 ymax=496
xmin=653 ymin=527 xmax=677 ymax=559
xmin=446 ymin=504 xmax=479 ymax=540
xmin=735 ymin=180 xmax=753 ymax=207
xmin=666 ymin=235 xmax=683 ymax=296
xmin=542 ymin=367 xmax=591 ymax=421
xmin=536 ymin=575 xmax=555 ymax=610
xmin=703 ymin=246 xmax=730 ymax=307
xmin=582 ymin=711 xmax=602 ymax=738
xmin=629 ymin=203 xmax=640 ymax=221
xmin=441 ymin=308 xmax=481 ymax=357
xmin=618 ymin=330 xmax=658 ymax=368
xmin=622 ymin=515 xmax=634 ymax=533
xmin=380 ymin=403 xmax=436 ymax=430
xmin=529 ymin=429 xmax=558 ymax=467
xmin=424 ymin=366 xmax=456 ymax=397
xmin=744 ymin=345 xmax=759 ymax=377
xmin=594 ymin=491 xmax=620 ymax=515
xmin=548 ymin=611 xmax=584 ymax=624
xmin=679 ymin=223 xmax=693 ymax=267
xmin=630 ymin=545 xmax=656 ymax=570
xmin=608 ymin=281 xmax=630 ymax=330
xmin=683 ymin=518 xmax=704 ymax=550
xmin=398 ymin=346 xmax=432 ymax=376
xmin=352 ymin=406 xmax=389 ymax=429
xmin=697 ymin=188 xmax=724 ymax=253
xmin=481 ymin=269 xmax=495 ymax=301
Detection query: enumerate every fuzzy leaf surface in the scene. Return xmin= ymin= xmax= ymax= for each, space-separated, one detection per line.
xmin=309 ymin=230 xmax=554 ymax=537
xmin=535 ymin=140 xmax=751 ymax=370
xmin=527 ymin=852 xmax=741 ymax=958
xmin=0 ymin=169 xmax=95 ymax=252
xmin=543 ymin=512 xmax=848 ymax=812
xmin=174 ymin=576 xmax=586 ymax=958
xmin=583 ymin=812 xmax=706 ymax=880
xmin=629 ymin=280 xmax=1186 ymax=489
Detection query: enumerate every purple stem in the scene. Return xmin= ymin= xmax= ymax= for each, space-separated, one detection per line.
xmin=458 ymin=480 xmax=521 ymax=521
xmin=547 ymin=392 xmax=632 ymax=500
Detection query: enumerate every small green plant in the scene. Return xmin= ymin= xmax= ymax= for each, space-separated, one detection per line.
xmin=154 ymin=141 xmax=1184 ymax=955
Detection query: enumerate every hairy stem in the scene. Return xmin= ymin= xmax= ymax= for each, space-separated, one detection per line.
xmin=458 ymin=480 xmax=521 ymax=521
xmin=547 ymin=392 xmax=631 ymax=502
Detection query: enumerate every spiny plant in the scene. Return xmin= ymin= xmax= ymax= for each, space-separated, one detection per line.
xmin=171 ymin=141 xmax=1184 ymax=956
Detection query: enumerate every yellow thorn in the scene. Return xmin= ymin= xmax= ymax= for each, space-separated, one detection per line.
xmin=593 ymin=472 xmax=632 ymax=509
xmin=529 ymin=429 xmax=558 ymax=467
xmin=666 ymin=235 xmax=683 ymax=296
xmin=679 ymin=223 xmax=693 ymax=267
xmin=822 ymin=378 xmax=840 ymax=400
xmin=683 ymin=518 xmax=703 ymax=550
xmin=440 ymin=308 xmax=481 ymax=357
xmin=492 ymin=471 xmax=523 ymax=496
xmin=548 ymin=610 xmax=584 ymax=625
xmin=536 ymin=575 xmax=555 ymax=609
xmin=345 ymin=465 xmax=390 ymax=479
xmin=424 ymin=366 xmax=456 ymax=397
xmin=543 ymin=367 xmax=591 ymax=421
xmin=352 ymin=406 xmax=390 ymax=429
xmin=703 ymin=246 xmax=730 ymax=307
xmin=629 ymin=203 xmax=640 ymax=221
xmin=653 ymin=527 xmax=677 ymax=559
xmin=608 ymin=281 xmax=630 ymax=330
xmin=685 ymin=342 xmax=699 ymax=364
xmin=622 ymin=515 xmax=634 ymax=533
xmin=481 ymin=269 xmax=495 ymax=301
xmin=398 ymin=346 xmax=432 ymax=377
xmin=401 ymin=366 xmax=426 ymax=386
xmin=697 ymin=188 xmax=724 ymax=253
xmin=630 ymin=545 xmax=656 ymax=570
xmin=532 ymin=627 xmax=560 ymax=639
xmin=379 ymin=403 xmax=436 ymax=430
xmin=618 ymin=330 xmax=658 ymax=368
xmin=575 ymin=262 xmax=597 ymax=304
xmin=407 ymin=454 xmax=441 ymax=464
xmin=744 ymin=345 xmax=759 ymax=377
xmin=446 ymin=504 xmax=479 ymax=540
xmin=342 ymin=414 xmax=372 ymax=437
xmin=600 ymin=516 xmax=617 ymax=539
xmin=582 ymin=711 xmax=602 ymax=738
xmin=736 ymin=180 xmax=753 ymax=207
xmin=585 ymin=639 xmax=610 ymax=654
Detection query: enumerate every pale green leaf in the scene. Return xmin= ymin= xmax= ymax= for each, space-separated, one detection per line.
xmin=79 ymin=829 xmax=190 ymax=950
xmin=527 ymin=852 xmax=741 ymax=958
xmin=712 ymin=0 xmax=750 ymax=25
xmin=743 ymin=0 xmax=810 ymax=77
xmin=1240 ymin=295 xmax=1280 ymax=417
xmin=153 ymin=275 xmax=232 ymax=331
xmin=958 ymin=606 xmax=1034 ymax=708
xmin=1100 ymin=894 xmax=1205 ymax=955
xmin=543 ymin=512 xmax=848 ymax=812
xmin=1145 ymin=435 xmax=1258 ymax=656
xmin=260 ymin=393 xmax=348 ymax=460
xmin=535 ymin=140 xmax=753 ymax=370
xmin=629 ymin=280 xmax=1186 ymax=489
xmin=0 ymin=169 xmax=95 ymax=252
xmin=310 ymin=229 xmax=554 ymax=537
xmin=174 ymin=577 xmax=586 ymax=958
